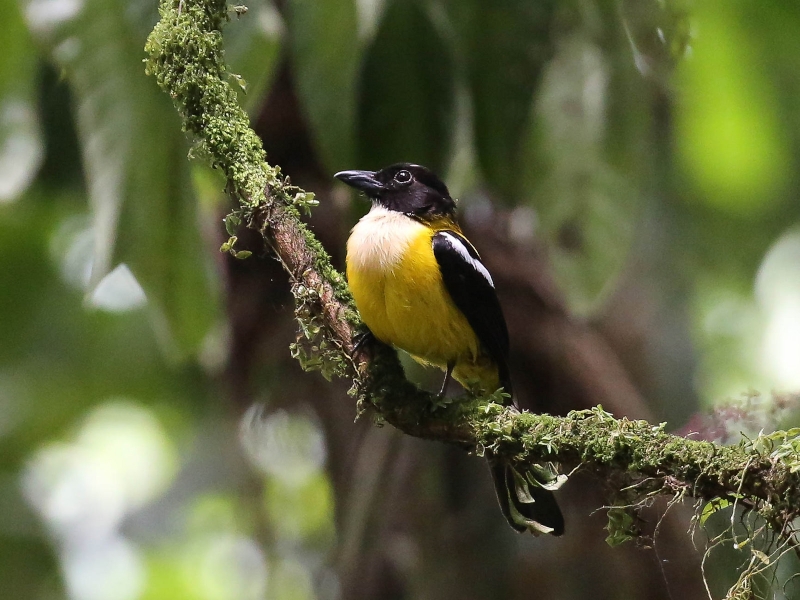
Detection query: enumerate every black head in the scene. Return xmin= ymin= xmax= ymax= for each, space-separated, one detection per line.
xmin=334 ymin=163 xmax=455 ymax=219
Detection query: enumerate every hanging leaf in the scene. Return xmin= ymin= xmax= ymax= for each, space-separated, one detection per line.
xmin=26 ymin=0 xmax=220 ymax=358
xmin=0 ymin=0 xmax=43 ymax=202
xmin=520 ymin=27 xmax=640 ymax=316
xmin=287 ymin=0 xmax=360 ymax=171
xmin=357 ymin=0 xmax=455 ymax=174
xmin=444 ymin=0 xmax=557 ymax=200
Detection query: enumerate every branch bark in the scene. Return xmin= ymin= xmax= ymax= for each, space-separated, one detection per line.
xmin=144 ymin=0 xmax=800 ymax=549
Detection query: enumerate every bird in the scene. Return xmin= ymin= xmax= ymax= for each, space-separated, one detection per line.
xmin=335 ymin=163 xmax=564 ymax=536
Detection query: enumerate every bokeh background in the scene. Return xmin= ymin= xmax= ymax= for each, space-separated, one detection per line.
xmin=3 ymin=0 xmax=800 ymax=598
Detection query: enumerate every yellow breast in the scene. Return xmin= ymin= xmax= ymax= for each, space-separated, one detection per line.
xmin=346 ymin=206 xmax=480 ymax=368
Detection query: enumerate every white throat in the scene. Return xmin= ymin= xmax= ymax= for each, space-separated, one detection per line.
xmin=347 ymin=205 xmax=426 ymax=271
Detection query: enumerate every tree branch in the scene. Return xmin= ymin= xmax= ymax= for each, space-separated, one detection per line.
xmin=144 ymin=0 xmax=800 ymax=545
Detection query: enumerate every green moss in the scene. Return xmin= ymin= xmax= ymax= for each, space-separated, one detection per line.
xmin=145 ymin=0 xmax=280 ymax=206
xmin=146 ymin=0 xmax=358 ymax=375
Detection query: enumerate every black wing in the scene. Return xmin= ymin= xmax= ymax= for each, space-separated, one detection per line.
xmin=432 ymin=230 xmax=513 ymax=399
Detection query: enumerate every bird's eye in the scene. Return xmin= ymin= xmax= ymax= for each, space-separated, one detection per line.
xmin=394 ymin=170 xmax=412 ymax=184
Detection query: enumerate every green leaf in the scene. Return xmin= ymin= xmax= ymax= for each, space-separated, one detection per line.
xmin=287 ymin=0 xmax=359 ymax=171
xmin=506 ymin=488 xmax=557 ymax=536
xmin=605 ymin=507 xmax=637 ymax=547
xmin=224 ymin=213 xmax=241 ymax=236
xmin=357 ymin=1 xmax=455 ymax=174
xmin=292 ymin=191 xmax=318 ymax=216
xmin=527 ymin=463 xmax=568 ymax=491
xmin=444 ymin=0 xmax=557 ymax=199
xmin=0 ymin=0 xmax=43 ymax=202
xmin=220 ymin=236 xmax=237 ymax=253
xmin=511 ymin=468 xmax=535 ymax=503
xmin=700 ymin=497 xmax=731 ymax=525
xmin=519 ymin=27 xmax=640 ymax=316
xmin=28 ymin=0 xmax=220 ymax=357
xmin=0 ymin=191 xmax=66 ymax=364
xmin=676 ymin=0 xmax=790 ymax=214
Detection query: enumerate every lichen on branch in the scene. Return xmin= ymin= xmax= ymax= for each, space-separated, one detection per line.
xmin=144 ymin=0 xmax=800 ymax=571
xmin=145 ymin=0 xmax=271 ymax=205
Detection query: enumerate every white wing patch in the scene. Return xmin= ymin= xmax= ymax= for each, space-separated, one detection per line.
xmin=438 ymin=231 xmax=494 ymax=288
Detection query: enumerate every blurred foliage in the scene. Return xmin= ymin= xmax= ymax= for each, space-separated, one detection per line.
xmin=288 ymin=0 xmax=359 ymax=171
xmin=357 ymin=1 xmax=454 ymax=173
xmin=2 ymin=0 xmax=800 ymax=598
xmin=0 ymin=0 xmax=42 ymax=201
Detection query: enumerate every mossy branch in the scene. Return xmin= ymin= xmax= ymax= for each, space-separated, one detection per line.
xmin=145 ymin=0 xmax=800 ymax=551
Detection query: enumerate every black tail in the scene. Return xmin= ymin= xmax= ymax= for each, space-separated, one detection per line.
xmin=488 ymin=457 xmax=564 ymax=536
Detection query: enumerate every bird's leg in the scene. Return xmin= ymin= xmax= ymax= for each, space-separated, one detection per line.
xmin=438 ymin=363 xmax=455 ymax=399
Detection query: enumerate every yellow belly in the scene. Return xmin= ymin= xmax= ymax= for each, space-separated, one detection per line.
xmin=346 ymin=208 xmax=499 ymax=392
